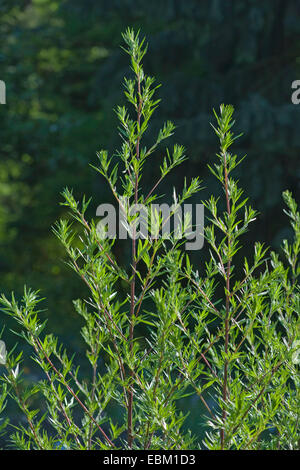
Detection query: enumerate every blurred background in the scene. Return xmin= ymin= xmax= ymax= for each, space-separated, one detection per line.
xmin=0 ymin=0 xmax=299 ymax=442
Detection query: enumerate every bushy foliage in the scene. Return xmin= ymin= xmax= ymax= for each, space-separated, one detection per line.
xmin=0 ymin=29 xmax=299 ymax=450
xmin=1 ymin=1 xmax=299 ymax=336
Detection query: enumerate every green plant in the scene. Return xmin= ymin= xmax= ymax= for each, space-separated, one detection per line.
xmin=0 ymin=29 xmax=298 ymax=450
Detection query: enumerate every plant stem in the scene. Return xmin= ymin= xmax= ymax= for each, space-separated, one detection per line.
xmin=128 ymin=72 xmax=142 ymax=449
xmin=221 ymin=150 xmax=231 ymax=450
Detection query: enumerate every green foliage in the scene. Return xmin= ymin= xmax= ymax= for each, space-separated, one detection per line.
xmin=0 ymin=0 xmax=299 ymax=367
xmin=0 ymin=29 xmax=299 ymax=451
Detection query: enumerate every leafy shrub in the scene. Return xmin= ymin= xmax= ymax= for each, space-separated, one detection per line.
xmin=0 ymin=29 xmax=299 ymax=450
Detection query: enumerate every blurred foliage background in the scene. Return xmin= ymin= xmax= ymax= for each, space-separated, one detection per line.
xmin=0 ymin=0 xmax=299 ymax=437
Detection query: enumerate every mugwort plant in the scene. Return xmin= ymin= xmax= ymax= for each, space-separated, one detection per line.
xmin=0 ymin=29 xmax=299 ymax=450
